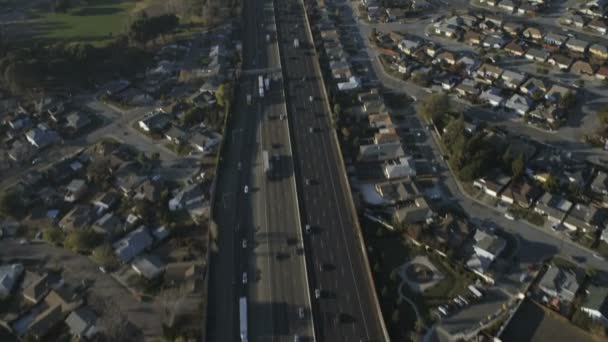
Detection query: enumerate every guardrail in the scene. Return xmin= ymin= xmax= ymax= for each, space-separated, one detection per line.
xmin=297 ymin=0 xmax=391 ymax=341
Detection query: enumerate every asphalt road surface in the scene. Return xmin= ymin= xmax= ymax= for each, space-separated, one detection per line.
xmin=274 ymin=0 xmax=387 ymax=341
xmin=207 ymin=0 xmax=313 ymax=340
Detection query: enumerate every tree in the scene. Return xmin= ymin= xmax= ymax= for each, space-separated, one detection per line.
xmin=391 ymin=308 xmax=400 ymax=322
xmin=215 ymin=83 xmax=229 ymax=108
xmin=596 ymin=105 xmax=608 ymax=125
xmin=91 ymin=244 xmax=120 ymax=270
xmin=502 ymin=145 xmax=513 ymax=169
xmin=419 ymin=92 xmax=449 ymax=122
xmin=543 ymin=173 xmax=559 ymax=193
xmin=64 ymin=229 xmax=101 ymax=253
xmin=442 ymin=115 xmax=465 ymax=153
xmin=0 ymin=189 xmax=25 ymax=218
xmin=88 ymin=295 xmax=131 ymax=341
xmin=511 ymin=153 xmax=525 ymax=179
xmin=182 ymin=107 xmax=202 ymax=125
xmin=42 ymin=228 xmax=64 ymax=246
xmin=559 ymin=90 xmax=576 ymax=109
xmin=87 ymin=158 xmax=112 ymax=188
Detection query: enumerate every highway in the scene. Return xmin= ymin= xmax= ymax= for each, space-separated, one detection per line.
xmin=207 ymin=0 xmax=313 ymax=340
xmin=274 ymin=0 xmax=388 ymax=341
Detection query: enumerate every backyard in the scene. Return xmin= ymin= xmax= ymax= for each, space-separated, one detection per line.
xmin=362 ymin=219 xmax=474 ymax=340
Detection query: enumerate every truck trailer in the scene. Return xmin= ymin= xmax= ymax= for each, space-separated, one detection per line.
xmin=240 ymin=297 xmax=248 ymax=342
xmin=258 ymin=75 xmax=264 ymax=98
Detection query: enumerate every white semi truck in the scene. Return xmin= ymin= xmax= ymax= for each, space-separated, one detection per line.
xmin=258 ymin=75 xmax=264 ymax=98
xmin=240 ymin=297 xmax=248 ymax=342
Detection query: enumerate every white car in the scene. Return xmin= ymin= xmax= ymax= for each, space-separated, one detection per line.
xmin=305 ymin=224 xmax=311 ymax=234
xmin=315 ymin=288 xmax=321 ymax=299
xmin=242 ymin=272 xmax=248 ymax=284
xmin=237 ymin=162 xmax=242 ymax=170
xmin=244 ymin=185 xmax=249 ymax=194
xmin=309 ymin=95 xmax=313 ymax=102
xmin=242 ymin=239 xmax=247 ymax=249
xmin=298 ymin=307 xmax=305 ymax=319
xmin=504 ymin=213 xmax=515 ymax=220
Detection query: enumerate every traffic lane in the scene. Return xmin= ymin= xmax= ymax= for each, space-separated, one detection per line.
xmin=295 ymin=38 xmax=384 ymax=340
xmin=276 ymin=3 xmax=382 ymax=342
xmin=288 ymin=73 xmax=377 ymax=341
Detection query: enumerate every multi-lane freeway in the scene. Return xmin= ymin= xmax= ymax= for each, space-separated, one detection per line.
xmin=207 ymin=0 xmax=314 ymax=340
xmin=274 ymin=0 xmax=388 ymax=341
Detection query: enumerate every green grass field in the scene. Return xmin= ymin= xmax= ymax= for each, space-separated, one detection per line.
xmin=29 ymin=0 xmax=138 ymax=46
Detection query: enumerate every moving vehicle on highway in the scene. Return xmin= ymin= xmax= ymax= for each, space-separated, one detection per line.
xmin=240 ymin=297 xmax=248 ymax=342
xmin=263 ymin=150 xmax=272 ymax=179
xmin=242 ymin=272 xmax=248 ymax=284
xmin=264 ymin=77 xmax=270 ymax=91
xmin=258 ymin=75 xmax=265 ymax=98
xmin=244 ymin=185 xmax=249 ymax=194
xmin=293 ymin=38 xmax=299 ymax=48
xmin=247 ymin=94 xmax=252 ymax=105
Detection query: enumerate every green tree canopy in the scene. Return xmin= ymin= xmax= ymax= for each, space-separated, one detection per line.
xmin=419 ymin=92 xmax=449 ymax=122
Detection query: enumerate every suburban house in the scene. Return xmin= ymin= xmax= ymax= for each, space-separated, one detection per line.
xmin=590 ymin=43 xmax=608 ymax=59
xmin=543 ymin=32 xmax=569 ymax=47
xmin=0 ymin=263 xmax=24 ymax=299
xmin=596 ymin=66 xmax=608 ymax=80
xmin=368 ymin=113 xmax=394 ymax=128
xmin=393 ymin=197 xmax=434 ymax=225
xmin=169 ymin=183 xmax=208 ymax=216
xmin=570 ymin=60 xmax=597 ymax=76
xmin=58 ymin=204 xmax=94 ymax=231
xmin=525 ymin=48 xmax=550 ymax=62
xmin=500 ymin=70 xmax=527 ymax=89
xmin=398 ymin=38 xmax=421 ymax=55
xmin=591 ymin=171 xmax=608 ymax=197
xmin=432 ymin=214 xmax=474 ymax=250
xmin=454 ymin=79 xmax=481 ymax=97
xmin=538 ymin=265 xmax=580 ymax=305
xmin=25 ymin=127 xmax=60 ymax=149
xmin=529 ymin=104 xmax=564 ymax=125
xmin=456 ymin=56 xmax=481 ymax=76
xmin=134 ymin=179 xmax=163 ymax=202
xmin=523 ymin=27 xmax=543 ymax=40
xmin=65 ymin=306 xmax=98 ymax=340
xmin=565 ymin=38 xmax=590 ymax=53
xmin=505 ymin=93 xmax=534 ymax=115
xmin=138 ymin=111 xmax=171 ymax=133
xmin=482 ymin=34 xmax=508 ymax=49
xmin=589 ymin=18 xmax=608 ymax=35
xmin=563 ymin=203 xmax=601 ymax=232
xmin=92 ymin=213 xmax=123 ymax=238
xmin=112 ymin=226 xmax=154 ymax=263
xmin=374 ymin=129 xmax=400 ymax=144
xmin=500 ymin=179 xmax=542 ymax=208
xmin=190 ymin=131 xmax=222 ymax=153
xmin=547 ymin=54 xmax=573 ymax=70
xmin=384 ymin=157 xmax=416 ymax=179
xmin=22 ymin=271 xmax=49 ymax=304
xmin=544 ymin=84 xmax=573 ymax=103
xmin=132 ymin=254 xmax=166 ymax=280
xmin=564 ymin=14 xmax=587 ymax=28
xmin=92 ymin=192 xmax=119 ymax=215
xmin=359 ymin=142 xmax=405 ymax=162
xmin=466 ymin=229 xmax=506 ymax=277
xmin=374 ymin=180 xmax=421 ymax=204
xmin=473 ymin=172 xmax=511 ymax=198
xmin=520 ymin=77 xmax=549 ymax=97
xmin=581 ymin=284 xmax=608 ymax=322
xmin=434 ymin=51 xmax=458 ymax=65
xmin=503 ymin=22 xmax=523 ymax=36
xmin=64 ymin=179 xmax=87 ymax=203
xmin=65 ymin=112 xmax=91 ymax=133
xmin=479 ymin=87 xmax=505 ymax=107
xmin=504 ymin=41 xmax=527 ymax=56
xmin=498 ymin=0 xmax=516 ymax=13
xmin=475 ymin=63 xmax=504 ymax=81
xmin=164 ymin=126 xmax=187 ymax=146
xmin=464 ymin=30 xmax=484 ymax=46
xmin=534 ymin=192 xmax=573 ymax=223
